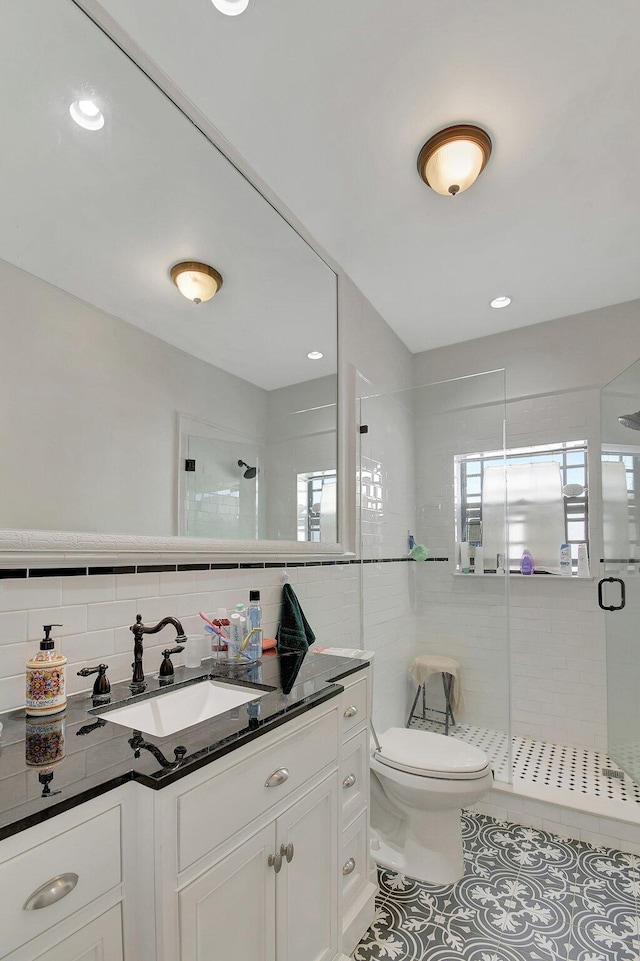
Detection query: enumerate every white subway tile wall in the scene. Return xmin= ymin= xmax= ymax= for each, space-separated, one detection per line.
xmin=413 ymin=384 xmax=607 ymax=752
xmin=0 ymin=564 xmax=361 ymax=712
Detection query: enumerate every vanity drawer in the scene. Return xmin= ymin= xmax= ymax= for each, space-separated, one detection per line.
xmin=178 ymin=707 xmax=338 ymax=871
xmin=340 ymin=675 xmax=368 ymax=740
xmin=340 ymin=727 xmax=369 ymax=825
xmin=340 ymin=808 xmax=369 ymax=910
xmin=0 ymin=806 xmax=121 ymax=957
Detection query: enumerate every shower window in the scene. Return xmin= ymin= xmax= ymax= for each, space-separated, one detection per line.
xmin=602 ymin=447 xmax=640 ymax=562
xmin=297 ymin=469 xmax=337 ymax=542
xmin=456 ymin=440 xmax=589 ymax=572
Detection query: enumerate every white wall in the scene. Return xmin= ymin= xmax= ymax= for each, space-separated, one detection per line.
xmin=0 ymin=563 xmax=360 ymax=714
xmin=340 ymin=276 xmax=417 ymax=733
xmin=412 ymin=298 xmax=640 ymax=752
xmin=265 ymin=375 xmax=337 ymax=541
xmin=0 ymin=261 xmax=267 ymax=536
xmin=0 ymin=273 xmax=412 ymax=736
xmin=411 ymin=371 xmax=510 ymax=736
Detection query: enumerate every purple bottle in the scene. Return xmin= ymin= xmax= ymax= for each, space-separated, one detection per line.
xmin=520 ymin=550 xmax=534 ymax=575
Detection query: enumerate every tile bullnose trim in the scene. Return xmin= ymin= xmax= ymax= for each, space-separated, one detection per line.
xmin=0 ymin=555 xmax=420 ymax=582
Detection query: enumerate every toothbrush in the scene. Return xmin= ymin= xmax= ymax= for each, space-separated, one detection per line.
xmin=199 ymin=611 xmax=229 ymax=638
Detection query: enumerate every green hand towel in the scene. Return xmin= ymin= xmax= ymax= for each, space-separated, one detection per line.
xmin=276 ymin=583 xmax=316 ymax=654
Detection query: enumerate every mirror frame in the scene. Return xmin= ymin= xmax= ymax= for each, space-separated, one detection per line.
xmin=0 ymin=1 xmax=351 ymax=561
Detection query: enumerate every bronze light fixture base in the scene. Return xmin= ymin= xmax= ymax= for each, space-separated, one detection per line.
xmin=417 ymin=124 xmax=492 ymax=196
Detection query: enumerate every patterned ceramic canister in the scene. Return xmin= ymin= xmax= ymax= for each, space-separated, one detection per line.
xmin=26 ymin=649 xmax=67 ymax=716
xmin=25 ymin=713 xmax=66 ymax=766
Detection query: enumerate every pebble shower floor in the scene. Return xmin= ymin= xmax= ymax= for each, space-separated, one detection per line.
xmin=410 ymin=720 xmax=640 ymax=805
xmin=354 ymin=811 xmax=640 ymax=960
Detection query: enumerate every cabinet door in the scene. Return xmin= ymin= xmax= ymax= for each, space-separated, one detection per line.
xmin=275 ymin=775 xmax=338 ymax=961
xmin=179 ymin=824 xmax=276 ymax=961
xmin=23 ymin=905 xmax=123 ymax=961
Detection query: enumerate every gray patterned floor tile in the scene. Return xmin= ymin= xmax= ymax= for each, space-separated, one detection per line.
xmin=357 ymin=812 xmax=640 ymax=961
xmin=571 ymin=904 xmax=640 ymax=960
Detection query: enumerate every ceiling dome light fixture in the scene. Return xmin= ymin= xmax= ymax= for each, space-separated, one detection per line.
xmin=211 ymin=0 xmax=250 ymax=15
xmin=69 ymin=99 xmax=104 ymax=131
xmin=171 ymin=262 xmax=223 ymax=304
xmin=490 ymin=295 xmax=512 ymax=309
xmin=307 ymin=351 xmax=323 ymax=360
xmin=417 ymin=124 xmax=492 ymax=196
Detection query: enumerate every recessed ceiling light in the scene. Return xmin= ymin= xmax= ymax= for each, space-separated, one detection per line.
xmin=307 ymin=351 xmax=323 ymax=360
xmin=69 ymin=99 xmax=104 ymax=131
xmin=490 ymin=296 xmax=511 ymax=309
xmin=211 ymin=0 xmax=250 ymax=15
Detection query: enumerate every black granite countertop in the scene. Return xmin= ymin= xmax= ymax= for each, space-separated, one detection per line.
xmin=0 ymin=650 xmax=369 ymax=841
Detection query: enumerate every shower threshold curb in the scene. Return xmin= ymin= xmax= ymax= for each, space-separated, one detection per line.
xmin=471 ymin=777 xmax=640 ymax=855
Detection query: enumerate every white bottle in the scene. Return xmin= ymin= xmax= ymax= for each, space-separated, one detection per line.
xmin=577 ymin=543 xmax=590 ymax=577
xmin=559 ymin=543 xmax=572 ymax=576
xmin=459 ymin=541 xmax=470 ymax=573
xmin=474 ymin=545 xmax=484 ymax=574
xmin=228 ymin=612 xmax=246 ymax=659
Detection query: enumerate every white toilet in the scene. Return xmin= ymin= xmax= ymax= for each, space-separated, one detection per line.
xmin=370 ymin=728 xmax=493 ymax=884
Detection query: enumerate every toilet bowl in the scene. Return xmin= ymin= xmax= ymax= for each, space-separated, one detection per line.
xmin=370 ymin=728 xmax=493 ymax=884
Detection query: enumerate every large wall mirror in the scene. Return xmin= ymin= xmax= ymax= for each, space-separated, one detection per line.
xmin=0 ymin=1 xmax=340 ymax=555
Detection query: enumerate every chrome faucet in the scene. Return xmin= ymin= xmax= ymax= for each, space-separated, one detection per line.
xmin=129 ymin=614 xmax=187 ymax=693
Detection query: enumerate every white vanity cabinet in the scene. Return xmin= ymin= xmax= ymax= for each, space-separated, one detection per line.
xmin=0 ymin=663 xmax=376 ymax=961
xmin=151 ymin=699 xmax=344 ymax=961
xmin=337 ymin=667 xmax=377 ymax=956
xmin=0 ymin=787 xmax=134 ymax=961
xmin=178 ymin=774 xmax=337 ymax=961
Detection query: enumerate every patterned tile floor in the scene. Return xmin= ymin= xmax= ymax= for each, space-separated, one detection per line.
xmin=354 ymin=811 xmax=640 ymax=961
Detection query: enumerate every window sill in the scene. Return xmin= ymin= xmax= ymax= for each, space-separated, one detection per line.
xmin=453 ymin=572 xmax=594 ymax=580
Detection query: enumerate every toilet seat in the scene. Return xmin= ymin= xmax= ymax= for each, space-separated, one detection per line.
xmin=372 ymin=727 xmax=491 ymax=781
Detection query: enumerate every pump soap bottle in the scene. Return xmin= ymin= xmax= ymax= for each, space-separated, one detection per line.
xmin=26 ymin=624 xmax=67 ymax=716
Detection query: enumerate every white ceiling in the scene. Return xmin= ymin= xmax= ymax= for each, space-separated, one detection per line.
xmin=0 ymin=1 xmax=336 ymax=392
xmin=86 ymin=0 xmax=640 ymax=354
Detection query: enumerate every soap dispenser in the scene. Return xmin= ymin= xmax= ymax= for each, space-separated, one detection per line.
xmin=26 ymin=624 xmax=67 ymax=716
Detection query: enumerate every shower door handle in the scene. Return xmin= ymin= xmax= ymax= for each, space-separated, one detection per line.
xmin=598 ymin=577 xmax=626 ymax=611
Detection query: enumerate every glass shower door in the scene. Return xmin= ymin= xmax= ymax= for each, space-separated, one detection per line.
xmin=600 ymin=359 xmax=640 ymax=784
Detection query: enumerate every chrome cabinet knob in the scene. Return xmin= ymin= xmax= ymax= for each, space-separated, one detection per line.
xmin=343 ymin=705 xmax=358 ymax=718
xmin=265 ymin=767 xmax=289 ymax=788
xmin=342 ymin=773 xmax=357 ymax=789
xmin=342 ymin=858 xmax=356 ymax=876
xmin=268 ymin=853 xmax=283 ymax=873
xmin=23 ymin=873 xmax=79 ymax=911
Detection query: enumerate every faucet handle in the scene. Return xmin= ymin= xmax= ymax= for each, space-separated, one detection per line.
xmin=159 ymin=646 xmax=185 ymax=678
xmin=77 ymin=664 xmax=110 ymax=701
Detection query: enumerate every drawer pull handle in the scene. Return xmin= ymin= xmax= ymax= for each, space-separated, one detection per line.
xmin=343 ymin=705 xmax=358 ymax=719
xmin=280 ymin=842 xmax=294 ymax=863
xmin=23 ymin=873 xmax=79 ymax=911
xmin=343 ymin=773 xmax=357 ymax=789
xmin=268 ymin=853 xmax=283 ymax=874
xmin=265 ymin=767 xmax=289 ymax=788
xmin=342 ymin=858 xmax=356 ymax=876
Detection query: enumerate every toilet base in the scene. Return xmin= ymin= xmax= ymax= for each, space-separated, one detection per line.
xmin=370 ymin=807 xmax=465 ymax=885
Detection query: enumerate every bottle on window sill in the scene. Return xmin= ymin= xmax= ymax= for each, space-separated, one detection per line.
xmin=520 ymin=550 xmax=534 ymax=575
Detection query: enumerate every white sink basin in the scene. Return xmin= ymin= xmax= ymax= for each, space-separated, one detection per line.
xmin=97 ymin=680 xmax=264 ymax=737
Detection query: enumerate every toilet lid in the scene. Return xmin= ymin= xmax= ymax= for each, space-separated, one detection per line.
xmin=373 ymin=728 xmax=490 ymax=779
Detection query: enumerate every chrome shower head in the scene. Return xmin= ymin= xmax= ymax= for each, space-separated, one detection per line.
xmin=618 ymin=410 xmax=640 ymax=430
xmin=237 ymin=459 xmax=257 ymax=479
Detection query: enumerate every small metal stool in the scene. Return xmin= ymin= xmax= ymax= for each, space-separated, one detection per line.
xmin=406 ymin=655 xmax=459 ymax=736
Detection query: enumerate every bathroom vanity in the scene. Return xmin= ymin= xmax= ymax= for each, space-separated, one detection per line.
xmin=0 ymin=654 xmax=375 ymax=961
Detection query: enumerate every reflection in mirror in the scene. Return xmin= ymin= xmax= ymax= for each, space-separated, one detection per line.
xmin=0 ymin=0 xmax=337 ymax=547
